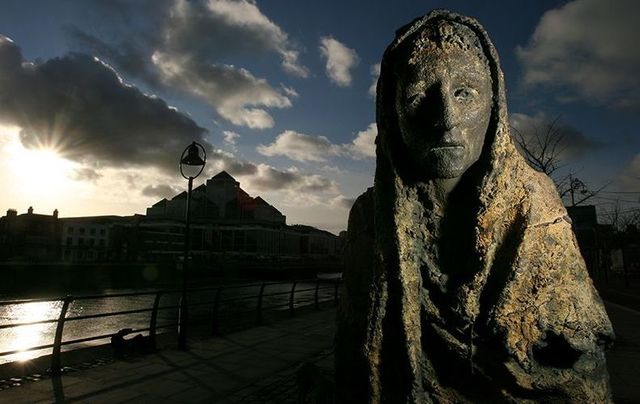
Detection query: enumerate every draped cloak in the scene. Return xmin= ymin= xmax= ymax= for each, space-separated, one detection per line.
xmin=336 ymin=10 xmax=614 ymax=404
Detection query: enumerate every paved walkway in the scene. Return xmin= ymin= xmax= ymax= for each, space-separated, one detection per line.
xmin=0 ymin=301 xmax=638 ymax=403
xmin=0 ymin=310 xmax=335 ymax=403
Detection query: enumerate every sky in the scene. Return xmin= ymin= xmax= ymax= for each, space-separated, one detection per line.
xmin=0 ymin=0 xmax=638 ymax=234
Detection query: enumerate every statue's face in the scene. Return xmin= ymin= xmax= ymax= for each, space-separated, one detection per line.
xmin=396 ymin=46 xmax=492 ymax=178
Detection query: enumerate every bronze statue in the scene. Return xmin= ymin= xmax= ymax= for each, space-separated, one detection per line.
xmin=336 ymin=10 xmax=614 ymax=403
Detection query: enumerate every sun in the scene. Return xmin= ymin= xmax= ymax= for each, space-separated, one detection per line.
xmin=3 ymin=133 xmax=78 ymax=199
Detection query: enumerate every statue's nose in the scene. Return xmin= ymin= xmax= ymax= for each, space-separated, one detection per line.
xmin=441 ymin=91 xmax=458 ymax=130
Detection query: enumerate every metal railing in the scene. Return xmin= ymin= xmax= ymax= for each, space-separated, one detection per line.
xmin=0 ymin=279 xmax=340 ymax=374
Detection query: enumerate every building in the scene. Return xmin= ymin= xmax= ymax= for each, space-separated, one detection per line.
xmin=0 ymin=207 xmax=61 ymax=262
xmin=144 ymin=171 xmax=341 ymax=263
xmin=0 ymin=171 xmax=342 ymax=265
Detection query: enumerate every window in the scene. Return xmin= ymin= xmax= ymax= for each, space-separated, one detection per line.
xmin=90 ymin=228 xmax=96 ymax=235
xmin=78 ymin=238 xmax=84 ymax=246
xmin=66 ymin=237 xmax=72 ymax=246
xmin=67 ymin=227 xmax=74 ymax=234
xmin=100 ymin=228 xmax=106 ymax=236
xmin=79 ymin=228 xmax=86 ymax=235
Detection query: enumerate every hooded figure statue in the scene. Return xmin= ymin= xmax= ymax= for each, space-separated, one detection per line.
xmin=336 ymin=10 xmax=614 ymax=404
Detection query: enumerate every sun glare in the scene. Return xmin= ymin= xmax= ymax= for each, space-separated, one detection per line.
xmin=7 ymin=140 xmax=77 ymax=197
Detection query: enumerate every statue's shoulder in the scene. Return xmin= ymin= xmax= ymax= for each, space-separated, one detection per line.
xmin=518 ymin=164 xmax=569 ymax=226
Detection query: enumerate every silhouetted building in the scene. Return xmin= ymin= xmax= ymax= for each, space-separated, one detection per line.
xmin=147 ymin=171 xmax=285 ymax=224
xmin=144 ymin=171 xmax=340 ymax=263
xmin=0 ymin=172 xmax=341 ymax=265
xmin=0 ymin=207 xmax=61 ymax=261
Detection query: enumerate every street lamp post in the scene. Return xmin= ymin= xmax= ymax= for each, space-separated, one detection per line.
xmin=178 ymin=141 xmax=206 ymax=350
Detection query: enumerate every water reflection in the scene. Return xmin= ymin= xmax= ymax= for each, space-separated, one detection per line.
xmin=0 ymin=282 xmax=334 ymax=365
xmin=3 ymin=301 xmax=61 ymax=362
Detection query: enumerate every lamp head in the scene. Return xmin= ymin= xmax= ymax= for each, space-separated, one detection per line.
xmin=181 ymin=142 xmax=206 ymax=166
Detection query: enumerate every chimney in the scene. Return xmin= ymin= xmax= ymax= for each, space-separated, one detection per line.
xmin=6 ymin=209 xmax=17 ymax=218
xmin=53 ymin=209 xmax=59 ymax=218
xmin=27 ymin=206 xmax=33 ymax=215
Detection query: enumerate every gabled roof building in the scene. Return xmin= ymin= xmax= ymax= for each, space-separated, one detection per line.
xmin=146 ymin=171 xmax=285 ymax=225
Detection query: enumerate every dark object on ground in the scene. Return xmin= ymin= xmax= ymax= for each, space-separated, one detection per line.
xmin=110 ymin=328 xmax=152 ymax=357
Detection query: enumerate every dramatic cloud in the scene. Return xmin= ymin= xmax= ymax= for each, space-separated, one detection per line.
xmin=257 ymin=130 xmax=342 ymax=162
xmin=517 ymin=0 xmax=640 ymax=109
xmin=0 ymin=35 xmax=208 ymax=174
xmin=141 ymin=184 xmax=180 ymax=199
xmin=319 ymin=37 xmax=359 ymax=87
xmin=369 ymin=63 xmax=381 ymax=97
xmin=345 ymin=123 xmax=377 ymax=159
xmin=510 ymin=113 xmax=603 ymax=161
xmin=69 ymin=0 xmax=304 ymax=129
xmin=258 ymin=124 xmax=377 ymax=163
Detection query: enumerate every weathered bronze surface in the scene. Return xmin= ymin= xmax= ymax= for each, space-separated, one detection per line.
xmin=336 ymin=10 xmax=614 ymax=403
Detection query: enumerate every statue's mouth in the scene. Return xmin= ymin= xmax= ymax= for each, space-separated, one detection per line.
xmin=431 ymin=142 xmax=464 ymax=150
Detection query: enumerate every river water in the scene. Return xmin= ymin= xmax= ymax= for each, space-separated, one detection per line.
xmin=0 ymin=281 xmax=335 ymax=365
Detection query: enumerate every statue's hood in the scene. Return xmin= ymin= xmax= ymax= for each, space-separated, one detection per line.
xmin=375 ymin=9 xmax=515 ymax=184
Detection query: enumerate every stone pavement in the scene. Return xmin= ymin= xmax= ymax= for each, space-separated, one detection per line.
xmin=605 ymin=301 xmax=640 ymax=403
xmin=0 ymin=301 xmax=639 ymax=403
xmin=0 ymin=310 xmax=335 ymax=403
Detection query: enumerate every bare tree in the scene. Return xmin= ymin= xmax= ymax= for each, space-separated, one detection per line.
xmin=512 ymin=115 xmax=565 ymax=176
xmin=511 ymin=116 xmax=605 ymax=206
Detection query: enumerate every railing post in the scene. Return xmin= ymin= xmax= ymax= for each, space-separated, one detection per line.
xmin=314 ymin=279 xmax=320 ymax=310
xmin=211 ymin=287 xmax=223 ymax=336
xmin=256 ymin=283 xmax=267 ymax=325
xmin=289 ymin=281 xmax=297 ymax=317
xmin=149 ymin=292 xmax=163 ymax=350
xmin=334 ymin=281 xmax=339 ymax=306
xmin=50 ymin=296 xmax=73 ymax=375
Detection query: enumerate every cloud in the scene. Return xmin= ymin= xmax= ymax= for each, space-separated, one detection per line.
xmin=246 ymin=165 xmax=339 ymax=193
xmin=0 ymin=35 xmax=208 ymax=175
xmin=510 ymin=112 xmax=603 ymax=161
xmin=204 ymin=148 xmax=338 ymax=194
xmin=257 ymin=130 xmax=342 ymax=162
xmin=71 ymin=167 xmax=103 ymax=182
xmin=258 ymin=123 xmax=377 ymax=163
xmin=223 ymin=130 xmax=240 ymax=146
xmin=618 ymin=154 xmax=640 ymax=192
xmin=345 ymin=123 xmax=377 ymax=159
xmin=151 ymin=51 xmax=291 ymax=129
xmin=68 ymin=0 xmax=304 ymax=129
xmin=368 ymin=63 xmax=381 ymax=97
xmin=319 ymin=36 xmax=359 ymax=87
xmin=517 ymin=0 xmax=640 ymax=109
xmin=141 ymin=184 xmax=180 ymax=199
xmin=329 ymin=195 xmax=355 ymax=210
xmin=164 ymin=0 xmax=308 ymax=77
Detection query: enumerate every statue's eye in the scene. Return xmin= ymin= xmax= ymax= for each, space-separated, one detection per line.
xmin=454 ymin=87 xmax=474 ymax=103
